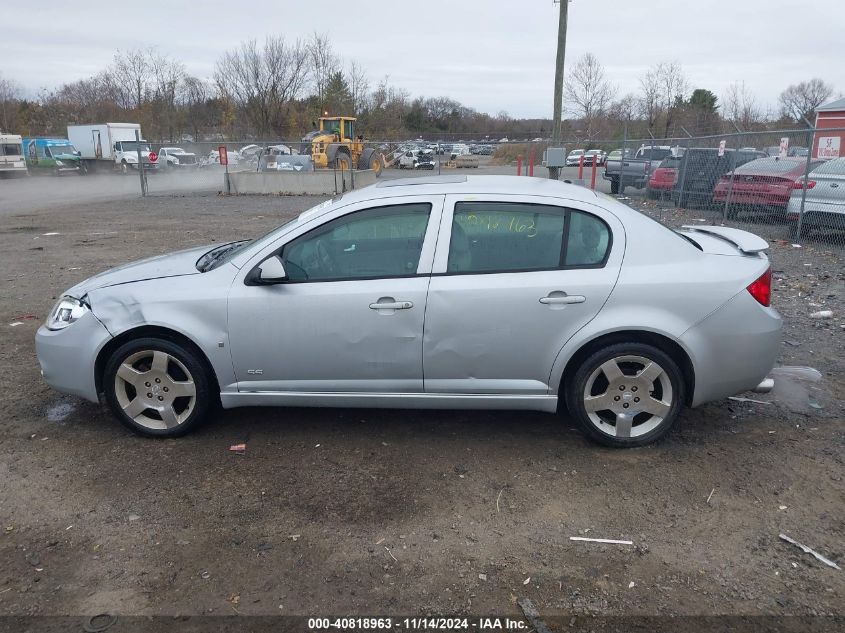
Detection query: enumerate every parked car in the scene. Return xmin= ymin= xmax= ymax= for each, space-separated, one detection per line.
xmin=605 ymin=149 xmax=631 ymax=164
xmin=158 ymin=147 xmax=198 ymax=170
xmin=582 ymin=150 xmax=606 ymax=166
xmin=603 ymin=145 xmax=674 ymax=193
xmin=450 ymin=144 xmax=470 ymax=160
xmin=646 ymin=155 xmax=682 ymax=199
xmin=672 ymin=148 xmax=766 ymax=208
xmin=565 ymin=149 xmax=586 ymax=167
xmin=200 ymin=149 xmax=241 ymax=168
xmin=712 ymin=157 xmax=825 ymax=218
xmin=399 ymin=149 xmax=434 ymax=170
xmin=35 ymin=175 xmax=781 ymax=448
xmin=786 ymin=157 xmax=845 ymax=239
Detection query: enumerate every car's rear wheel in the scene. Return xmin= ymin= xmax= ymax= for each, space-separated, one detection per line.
xmin=104 ymin=337 xmax=214 ymax=438
xmin=566 ymin=343 xmax=685 ymax=448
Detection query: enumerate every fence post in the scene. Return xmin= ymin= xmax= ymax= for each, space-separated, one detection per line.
xmin=517 ymin=154 xmax=522 ymax=176
xmin=675 ymin=133 xmax=691 ymax=210
xmin=578 ymin=153 xmax=584 ymax=180
xmin=135 ymin=129 xmax=146 ymax=197
xmin=795 ymin=128 xmax=816 ymax=243
xmin=590 ymin=154 xmax=597 ymax=190
xmin=529 ymin=151 xmax=534 ymax=177
xmin=722 ymin=146 xmax=736 ymax=224
xmin=620 ymin=125 xmax=628 ymax=196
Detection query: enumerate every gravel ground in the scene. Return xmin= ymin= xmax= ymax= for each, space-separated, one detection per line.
xmin=0 ymin=190 xmax=842 ymax=628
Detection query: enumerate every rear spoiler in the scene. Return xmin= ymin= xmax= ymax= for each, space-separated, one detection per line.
xmin=680 ymin=225 xmax=769 ymax=254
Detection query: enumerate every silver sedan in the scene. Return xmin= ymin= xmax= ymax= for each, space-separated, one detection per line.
xmin=36 ymin=176 xmax=782 ymax=447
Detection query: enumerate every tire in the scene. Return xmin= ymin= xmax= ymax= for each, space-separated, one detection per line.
xmin=333 ymin=151 xmax=352 ymax=171
xmin=103 ymin=337 xmax=215 ymax=438
xmin=609 ymin=178 xmax=619 ymax=194
xmin=565 ymin=342 xmax=686 ymax=448
xmin=120 ymin=160 xmax=129 ymax=175
xmin=357 ymin=148 xmax=382 ymax=176
xmin=646 ymin=188 xmax=658 ymax=200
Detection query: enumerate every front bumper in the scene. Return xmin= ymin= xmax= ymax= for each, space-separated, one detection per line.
xmin=681 ymin=290 xmax=782 ymax=407
xmin=35 ymin=312 xmax=112 ymax=403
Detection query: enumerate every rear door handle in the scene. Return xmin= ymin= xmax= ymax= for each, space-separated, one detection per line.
xmin=369 ymin=299 xmax=413 ymax=310
xmin=540 ymin=293 xmax=586 ymax=305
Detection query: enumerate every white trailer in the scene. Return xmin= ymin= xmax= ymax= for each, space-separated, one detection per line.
xmin=67 ymin=123 xmax=159 ymax=173
xmin=0 ymin=134 xmax=27 ymax=176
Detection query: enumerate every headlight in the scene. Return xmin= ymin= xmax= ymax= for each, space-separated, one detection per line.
xmin=46 ymin=296 xmax=89 ymax=331
xmin=55 ymin=160 xmax=65 ymax=167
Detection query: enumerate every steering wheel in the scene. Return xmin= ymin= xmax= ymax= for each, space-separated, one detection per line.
xmin=314 ymin=239 xmax=336 ymax=276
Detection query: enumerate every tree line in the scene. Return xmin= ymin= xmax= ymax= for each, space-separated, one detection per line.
xmin=0 ymin=36 xmax=838 ymax=143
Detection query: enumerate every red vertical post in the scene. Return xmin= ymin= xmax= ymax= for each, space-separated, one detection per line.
xmin=590 ymin=156 xmax=598 ymax=189
xmin=578 ymin=153 xmax=584 ymax=179
xmin=528 ymin=152 xmax=535 ymax=177
xmin=517 ymin=154 xmax=523 ymax=176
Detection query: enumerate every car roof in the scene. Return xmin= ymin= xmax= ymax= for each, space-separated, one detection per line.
xmin=345 ymin=175 xmax=601 ymax=204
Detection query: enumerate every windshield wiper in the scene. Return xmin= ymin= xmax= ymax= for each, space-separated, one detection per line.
xmin=199 ymin=241 xmax=250 ymax=272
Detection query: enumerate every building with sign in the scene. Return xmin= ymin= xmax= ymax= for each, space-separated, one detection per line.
xmin=813 ymin=97 xmax=845 ymax=160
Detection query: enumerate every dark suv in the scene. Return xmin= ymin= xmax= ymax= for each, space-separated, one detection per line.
xmin=673 ymin=148 xmax=765 ymax=208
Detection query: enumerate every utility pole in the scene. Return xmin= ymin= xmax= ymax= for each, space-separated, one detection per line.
xmin=549 ymin=0 xmax=569 ymax=180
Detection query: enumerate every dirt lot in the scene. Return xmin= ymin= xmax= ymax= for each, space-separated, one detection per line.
xmin=0 ymin=189 xmax=842 ymax=630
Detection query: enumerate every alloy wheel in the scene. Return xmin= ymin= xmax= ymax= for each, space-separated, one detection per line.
xmin=582 ymin=354 xmax=673 ymax=439
xmin=113 ymin=349 xmax=196 ymax=430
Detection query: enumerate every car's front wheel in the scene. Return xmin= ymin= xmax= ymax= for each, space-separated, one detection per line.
xmin=566 ymin=343 xmax=685 ymax=448
xmin=104 ymin=337 xmax=214 ymax=437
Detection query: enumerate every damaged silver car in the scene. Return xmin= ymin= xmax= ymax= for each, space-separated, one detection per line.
xmin=36 ymin=175 xmax=782 ymax=447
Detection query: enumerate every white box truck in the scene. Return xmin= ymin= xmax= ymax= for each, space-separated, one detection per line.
xmin=67 ymin=123 xmax=159 ymax=173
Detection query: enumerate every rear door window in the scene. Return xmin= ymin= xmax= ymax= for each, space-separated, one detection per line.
xmin=447 ymin=202 xmax=610 ymax=273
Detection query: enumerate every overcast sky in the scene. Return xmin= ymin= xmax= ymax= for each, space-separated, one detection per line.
xmin=3 ymin=0 xmax=843 ymax=119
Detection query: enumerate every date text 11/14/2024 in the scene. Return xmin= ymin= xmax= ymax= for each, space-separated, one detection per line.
xmin=307 ymin=617 xmax=528 ymax=630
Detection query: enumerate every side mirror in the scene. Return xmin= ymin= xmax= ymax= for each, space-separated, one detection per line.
xmin=257 ymin=256 xmax=287 ymax=283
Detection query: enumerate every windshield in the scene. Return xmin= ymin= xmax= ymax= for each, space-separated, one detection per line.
xmin=48 ymin=144 xmax=76 ymax=156
xmin=163 ymin=147 xmax=184 ymax=154
xmin=205 ymin=197 xmax=342 ymax=270
xmin=638 ymin=148 xmax=671 ymax=160
xmin=120 ymin=141 xmax=151 ymax=152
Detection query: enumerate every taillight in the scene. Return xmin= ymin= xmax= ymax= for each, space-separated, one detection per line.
xmin=747 ymin=267 xmax=772 ymax=307
xmin=793 ymin=179 xmax=816 ymax=189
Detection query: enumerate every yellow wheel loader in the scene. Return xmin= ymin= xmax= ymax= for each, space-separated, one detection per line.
xmin=301 ymin=116 xmax=383 ymax=175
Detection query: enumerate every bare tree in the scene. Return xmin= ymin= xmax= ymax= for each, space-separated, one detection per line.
xmin=638 ymin=62 xmax=688 ymax=137
xmin=111 ymin=48 xmax=153 ymax=109
xmin=779 ymin=78 xmax=835 ymax=125
xmin=0 ymin=73 xmax=21 ymax=131
xmin=150 ymin=53 xmax=186 ymax=141
xmin=308 ymin=32 xmax=341 ymax=113
xmin=637 ymin=67 xmax=662 ymax=130
xmin=214 ymin=36 xmax=309 ymax=136
xmin=564 ymin=53 xmax=616 ymax=135
xmin=347 ymin=60 xmax=369 ymax=115
xmin=656 ymin=62 xmax=688 ymax=137
xmin=723 ymin=81 xmax=764 ymax=130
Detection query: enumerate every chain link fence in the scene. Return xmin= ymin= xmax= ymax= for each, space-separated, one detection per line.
xmin=41 ymin=125 xmax=842 ymax=250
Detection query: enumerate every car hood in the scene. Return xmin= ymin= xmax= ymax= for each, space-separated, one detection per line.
xmin=66 ymin=244 xmax=213 ymax=297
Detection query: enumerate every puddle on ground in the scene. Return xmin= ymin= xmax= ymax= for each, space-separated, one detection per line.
xmin=768 ymin=366 xmax=825 ymax=414
xmin=46 ymin=402 xmax=76 ymax=423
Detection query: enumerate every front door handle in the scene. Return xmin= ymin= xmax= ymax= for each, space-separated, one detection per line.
xmin=540 ymin=293 xmax=586 ymax=305
xmin=369 ymin=298 xmax=414 ymax=311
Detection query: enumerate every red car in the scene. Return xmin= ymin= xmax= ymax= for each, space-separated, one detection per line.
xmin=712 ymin=157 xmax=825 ymax=217
xmin=646 ymin=155 xmax=681 ymax=199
